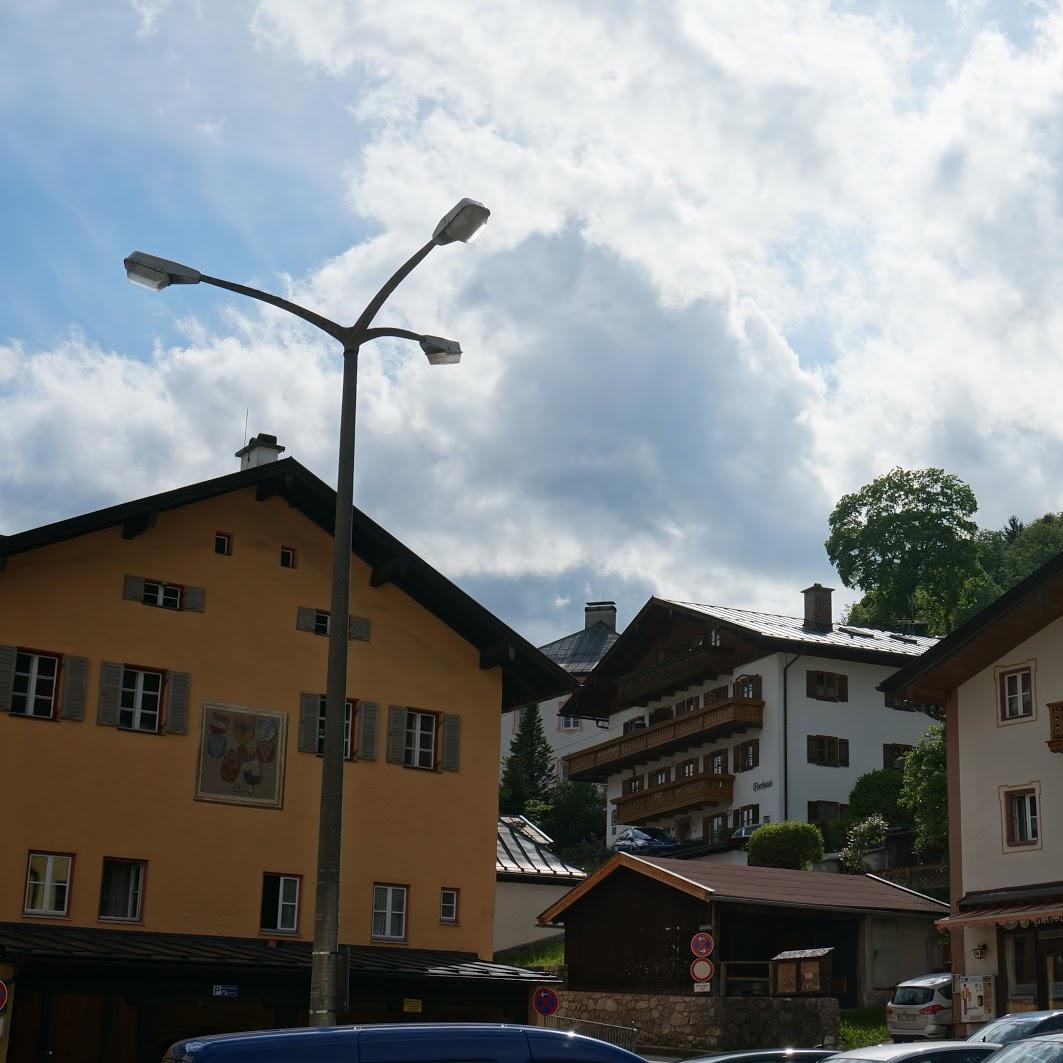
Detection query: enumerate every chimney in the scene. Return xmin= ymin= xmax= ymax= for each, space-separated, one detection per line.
xmin=585 ymin=601 xmax=617 ymax=631
xmin=235 ymin=433 xmax=285 ymax=471
xmin=802 ymin=584 xmax=834 ymax=630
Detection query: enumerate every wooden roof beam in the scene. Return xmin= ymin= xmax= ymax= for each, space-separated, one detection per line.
xmin=121 ymin=511 xmax=157 ymax=540
xmin=481 ymin=642 xmax=516 ymax=670
xmin=370 ymin=556 xmax=409 ymax=588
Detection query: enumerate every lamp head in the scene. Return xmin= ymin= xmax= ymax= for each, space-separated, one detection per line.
xmin=124 ymin=251 xmax=202 ymax=292
xmin=432 ymin=199 xmax=490 ymax=245
xmin=419 ymin=335 xmax=462 ymax=365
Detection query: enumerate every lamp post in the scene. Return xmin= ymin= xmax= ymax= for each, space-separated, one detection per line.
xmin=124 ymin=199 xmax=490 ymax=1025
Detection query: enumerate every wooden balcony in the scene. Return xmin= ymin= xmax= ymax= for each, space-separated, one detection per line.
xmin=613 ymin=772 xmax=733 ymax=824
xmin=1048 ymin=701 xmax=1063 ymax=754
xmin=617 ymin=646 xmax=722 ymax=706
xmin=565 ymin=681 xmax=764 ymax=782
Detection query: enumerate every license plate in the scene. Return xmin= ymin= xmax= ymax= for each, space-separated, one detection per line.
xmin=897 ymin=1014 xmax=918 ymax=1022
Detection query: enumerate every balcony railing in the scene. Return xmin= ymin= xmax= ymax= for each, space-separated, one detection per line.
xmin=617 ymin=644 xmax=738 ymax=706
xmin=1049 ymin=701 xmax=1063 ymax=754
xmin=612 ymin=772 xmax=733 ymax=824
xmin=565 ymin=678 xmax=764 ymax=782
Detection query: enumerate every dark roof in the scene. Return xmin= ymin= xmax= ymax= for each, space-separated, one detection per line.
xmin=497 ymin=816 xmax=587 ymax=882
xmin=538 ymin=853 xmax=946 ymax=925
xmin=0 ymin=922 xmax=550 ymax=982
xmin=881 ymin=549 xmax=1063 ymax=703
xmin=0 ymin=458 xmax=574 ymax=709
xmin=538 ymin=621 xmax=620 ymax=675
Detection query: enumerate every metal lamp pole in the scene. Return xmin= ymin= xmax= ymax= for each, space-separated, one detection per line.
xmin=124 ymin=199 xmax=490 ymax=1025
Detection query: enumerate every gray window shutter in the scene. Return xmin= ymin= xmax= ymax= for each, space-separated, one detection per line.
xmin=839 ymin=738 xmax=850 ymax=767
xmin=296 ymin=607 xmax=317 ymax=632
xmin=441 ymin=713 xmax=461 ymax=772
xmin=123 ymin=575 xmax=146 ymax=601
xmin=184 ymin=586 xmax=206 ymax=613
xmin=59 ymin=656 xmax=89 ymax=720
xmin=348 ymin=616 xmax=371 ymax=642
xmin=298 ymin=693 xmax=320 ymax=753
xmin=98 ymin=661 xmax=123 ymax=726
xmin=0 ymin=644 xmax=16 ymax=712
xmin=386 ymin=706 xmax=407 ymax=764
xmin=165 ymin=672 xmax=191 ymax=734
xmin=358 ymin=701 xmax=379 ymax=760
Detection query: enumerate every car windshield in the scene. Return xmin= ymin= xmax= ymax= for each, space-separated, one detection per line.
xmin=635 ymin=828 xmax=673 ymax=841
xmin=892 ymin=986 xmax=936 ymax=1005
xmin=969 ymin=1020 xmax=1041 ymax=1044
xmin=976 ymin=1041 xmax=1063 ymax=1063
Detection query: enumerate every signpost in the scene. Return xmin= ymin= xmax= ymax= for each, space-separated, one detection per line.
xmin=533 ymin=987 xmax=560 ymax=1017
xmin=690 ymin=932 xmax=715 ymax=958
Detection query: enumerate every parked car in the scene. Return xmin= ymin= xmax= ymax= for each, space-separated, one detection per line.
xmin=163 ymin=1024 xmax=645 ymax=1063
xmin=969 ymin=1034 xmax=1063 ymax=1063
xmin=887 ymin=974 xmax=955 ymax=1041
xmin=827 ymin=1040 xmax=999 ymax=1063
xmin=685 ymin=1049 xmax=839 ymax=1063
xmin=613 ymin=826 xmax=681 ymax=855
xmin=967 ymin=1012 xmax=1063 ymax=1045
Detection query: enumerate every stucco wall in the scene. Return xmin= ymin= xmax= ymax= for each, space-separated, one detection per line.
xmin=494 ymin=880 xmax=570 ymax=953
xmin=2 ymin=489 xmax=505 ymax=958
xmin=556 ymin=989 xmax=839 ymax=1052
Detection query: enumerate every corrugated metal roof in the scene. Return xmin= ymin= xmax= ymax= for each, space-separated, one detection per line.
xmin=497 ymin=817 xmax=587 ymax=882
xmin=0 ymin=922 xmax=549 ymax=981
xmin=538 ymin=622 xmax=619 ymax=675
xmin=662 ymin=600 xmax=938 ymax=657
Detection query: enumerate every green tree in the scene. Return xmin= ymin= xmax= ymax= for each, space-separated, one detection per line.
xmin=1000 ymin=513 xmax=1063 ymax=587
xmin=746 ymin=821 xmax=824 ymax=869
xmin=826 ymin=468 xmax=981 ymax=634
xmin=525 ymin=781 xmax=609 ymax=869
xmin=847 ymin=767 xmax=912 ymax=829
xmin=499 ymin=705 xmax=555 ymax=814
xmin=897 ymin=722 xmax=948 ymax=860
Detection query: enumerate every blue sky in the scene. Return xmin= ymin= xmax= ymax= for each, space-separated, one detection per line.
xmin=4 ymin=1 xmax=1063 ymax=645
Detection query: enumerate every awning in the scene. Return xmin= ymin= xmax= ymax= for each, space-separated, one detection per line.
xmin=937 ymin=901 xmax=1063 ymax=930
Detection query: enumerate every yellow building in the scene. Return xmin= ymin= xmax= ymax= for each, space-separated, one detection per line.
xmin=0 ymin=436 xmax=572 ymax=1063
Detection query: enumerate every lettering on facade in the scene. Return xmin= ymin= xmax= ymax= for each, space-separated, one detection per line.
xmin=752 ymin=779 xmax=774 ymax=792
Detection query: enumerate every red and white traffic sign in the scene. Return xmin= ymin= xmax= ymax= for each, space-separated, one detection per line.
xmin=533 ymin=987 xmax=560 ymax=1017
xmin=690 ymin=932 xmax=715 ymax=957
xmin=0 ymin=979 xmax=8 ymax=1012
xmin=690 ymin=958 xmax=715 ymax=983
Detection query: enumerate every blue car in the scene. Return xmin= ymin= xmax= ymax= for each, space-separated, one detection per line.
xmin=613 ymin=826 xmax=680 ymax=855
xmin=163 ymin=1024 xmax=645 ymax=1063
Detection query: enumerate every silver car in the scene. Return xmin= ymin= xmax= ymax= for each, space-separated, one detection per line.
xmin=887 ymin=974 xmax=955 ymax=1042
xmin=827 ymin=1041 xmax=998 ymax=1063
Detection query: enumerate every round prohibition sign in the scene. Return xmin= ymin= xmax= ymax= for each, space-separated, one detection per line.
xmin=533 ymin=987 xmax=560 ymax=1017
xmin=0 ymin=979 xmax=8 ymax=1011
xmin=690 ymin=958 xmax=715 ymax=983
xmin=690 ymin=931 xmax=715 ymax=957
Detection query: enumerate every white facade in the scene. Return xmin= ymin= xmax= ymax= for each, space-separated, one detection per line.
xmin=500 ymin=696 xmax=608 ymax=780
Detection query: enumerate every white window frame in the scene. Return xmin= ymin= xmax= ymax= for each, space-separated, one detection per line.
xmin=24 ymin=852 xmax=72 ymax=916
xmin=143 ymin=580 xmax=182 ymax=610
xmin=214 ymin=532 xmax=232 ymax=556
xmin=559 ymin=715 xmax=581 ymax=729
xmin=316 ymin=697 xmax=354 ymax=759
xmin=99 ymin=859 xmax=145 ymax=921
xmin=12 ymin=651 xmax=60 ymax=718
xmin=280 ymin=546 xmax=297 ymax=569
xmin=118 ymin=667 xmax=163 ymax=732
xmin=1009 ymin=791 xmax=1039 ymax=846
xmin=1004 ymin=669 xmax=1032 ymax=720
xmin=440 ymin=887 xmax=459 ymax=924
xmin=372 ymin=884 xmax=407 ymax=940
xmin=313 ymin=610 xmax=330 ymax=636
xmin=404 ymin=710 xmax=436 ymax=769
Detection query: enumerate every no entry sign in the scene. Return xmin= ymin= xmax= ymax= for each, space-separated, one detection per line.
xmin=533 ymin=987 xmax=560 ymax=1017
xmin=690 ymin=957 xmax=715 ymax=983
xmin=690 ymin=931 xmax=715 ymax=957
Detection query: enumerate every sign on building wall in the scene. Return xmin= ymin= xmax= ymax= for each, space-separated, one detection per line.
xmin=956 ymin=975 xmax=996 ymax=1024
xmin=196 ymin=704 xmax=287 ymax=808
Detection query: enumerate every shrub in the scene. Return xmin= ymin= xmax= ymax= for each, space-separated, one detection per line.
xmin=848 ymin=767 xmax=912 ymax=828
xmin=746 ymin=820 xmax=825 ymax=869
xmin=839 ymin=813 xmax=889 ymax=873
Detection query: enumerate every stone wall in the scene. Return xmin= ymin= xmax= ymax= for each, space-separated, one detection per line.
xmin=555 ymin=989 xmax=839 ymax=1053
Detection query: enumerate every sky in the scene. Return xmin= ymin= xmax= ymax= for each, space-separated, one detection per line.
xmin=3 ymin=0 xmax=1063 ymax=646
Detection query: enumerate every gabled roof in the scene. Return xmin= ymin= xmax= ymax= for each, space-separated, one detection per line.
xmin=881 ymin=549 xmax=1063 ymax=703
xmin=538 ymin=853 xmax=947 ymax=925
xmin=538 ymin=621 xmax=619 ymax=675
xmin=496 ymin=816 xmax=586 ymax=883
xmin=0 ymin=458 xmax=575 ymax=709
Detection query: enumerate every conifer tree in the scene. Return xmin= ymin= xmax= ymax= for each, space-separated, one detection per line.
xmin=500 ymin=704 xmax=555 ymax=814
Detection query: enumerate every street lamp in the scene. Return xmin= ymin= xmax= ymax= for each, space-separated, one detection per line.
xmin=124 ymin=199 xmax=489 ymax=1025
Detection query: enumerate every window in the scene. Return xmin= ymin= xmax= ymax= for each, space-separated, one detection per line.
xmin=404 ymin=710 xmax=436 ymax=769
xmin=559 ymin=715 xmax=581 ymax=729
xmin=679 ymin=758 xmax=699 ymax=779
xmin=883 ymin=743 xmax=913 ymax=769
xmin=808 ymin=800 xmax=847 ymax=823
xmin=621 ymin=775 xmax=644 ymax=796
xmin=733 ymin=804 xmax=759 ymax=829
xmin=1000 ymin=668 xmax=1033 ymax=721
xmin=24 ymin=853 xmax=72 ymax=916
xmin=807 ymin=735 xmax=850 ymax=767
xmin=119 ymin=668 xmax=163 ymax=732
xmin=674 ymin=699 xmax=689 ymax=717
xmin=317 ymin=696 xmax=354 ymax=759
xmin=440 ymin=887 xmax=459 ymax=924
xmin=372 ymin=884 xmax=407 ymax=940
xmin=99 ymin=859 xmax=145 ymax=921
xmin=214 ymin=532 xmax=232 ymax=556
xmin=280 ymin=546 xmax=297 ymax=569
xmin=12 ymin=651 xmax=60 ymax=718
xmin=143 ymin=580 xmax=182 ymax=610
xmin=705 ymin=812 xmax=728 ymax=841
xmin=1006 ymin=790 xmax=1039 ymax=846
xmin=314 ymin=611 xmax=330 ymax=636
xmin=261 ymin=874 xmax=300 ymax=933
xmin=806 ymin=670 xmax=848 ymax=702
xmin=649 ymin=767 xmax=671 ymax=788
xmin=709 ymin=629 xmax=722 ymax=647
xmin=706 ymin=748 xmax=728 ymax=776
xmin=734 ymin=739 xmax=759 ymax=772
xmin=609 ymin=808 xmax=617 ymax=835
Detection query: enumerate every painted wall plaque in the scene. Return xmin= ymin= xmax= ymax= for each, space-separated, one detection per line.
xmin=196 ymin=703 xmax=286 ymax=808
